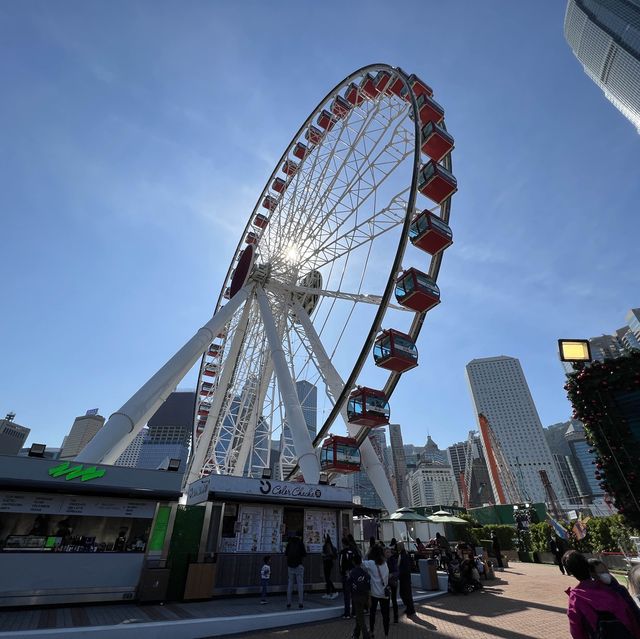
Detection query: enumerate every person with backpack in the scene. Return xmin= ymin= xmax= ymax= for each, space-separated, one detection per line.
xmin=285 ymin=530 xmax=307 ymax=609
xmin=397 ymin=541 xmax=416 ymax=617
xmin=347 ymin=553 xmax=371 ymax=639
xmin=363 ymin=545 xmax=390 ymax=638
xmin=563 ymin=550 xmax=640 ymax=639
xmin=340 ymin=534 xmax=359 ymax=618
xmin=322 ymin=534 xmax=338 ymax=599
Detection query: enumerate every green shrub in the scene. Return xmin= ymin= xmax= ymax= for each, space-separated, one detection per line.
xmin=530 ymin=522 xmax=553 ymax=553
xmin=478 ymin=524 xmax=517 ymax=551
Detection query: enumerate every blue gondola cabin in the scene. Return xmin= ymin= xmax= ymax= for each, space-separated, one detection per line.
xmin=421 ymin=121 xmax=454 ymax=163
xmin=395 ymin=268 xmax=441 ymax=313
xmin=373 ymin=329 xmax=419 ymax=373
xmin=320 ymin=436 xmax=361 ymax=473
xmin=347 ymin=387 xmax=390 ymax=427
xmin=409 ymin=210 xmax=453 ymax=256
xmin=417 ymin=161 xmax=457 ymax=205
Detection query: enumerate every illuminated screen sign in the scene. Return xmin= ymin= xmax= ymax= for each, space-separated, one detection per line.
xmin=48 ymin=462 xmax=106 ymax=482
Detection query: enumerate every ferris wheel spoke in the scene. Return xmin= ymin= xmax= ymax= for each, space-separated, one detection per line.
xmin=266 ymin=280 xmax=412 ymax=313
xmin=291 ymin=109 xmax=412 ymax=262
xmin=280 ymin=99 xmax=404 ymax=258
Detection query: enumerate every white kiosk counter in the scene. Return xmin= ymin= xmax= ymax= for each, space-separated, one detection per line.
xmin=0 ymin=454 xmax=182 ymax=606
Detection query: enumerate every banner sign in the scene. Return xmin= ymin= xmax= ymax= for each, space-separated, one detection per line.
xmin=0 ymin=491 xmax=156 ymax=519
xmin=186 ymin=474 xmax=353 ymax=506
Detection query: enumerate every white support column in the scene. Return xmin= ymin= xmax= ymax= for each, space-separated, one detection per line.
xmin=256 ymin=288 xmax=320 ymax=484
xmin=292 ymin=300 xmax=398 ymax=513
xmin=76 ymin=286 xmax=252 ymax=465
xmin=185 ymin=294 xmax=255 ymax=486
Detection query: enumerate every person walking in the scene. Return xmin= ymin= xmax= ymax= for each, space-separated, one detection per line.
xmin=491 ymin=530 xmax=504 ymax=571
xmin=260 ymin=555 xmax=271 ymax=604
xmin=385 ymin=540 xmax=399 ymax=624
xmin=340 ymin=534 xmax=359 ymax=618
xmin=563 ymin=550 xmax=640 ymax=639
xmin=363 ymin=545 xmax=390 ymax=638
xmin=348 ymin=553 xmax=371 ymax=639
xmin=322 ymin=534 xmax=338 ymax=599
xmin=397 ymin=541 xmax=416 ymax=617
xmin=549 ymin=535 xmax=566 ymax=575
xmin=285 ymin=531 xmax=307 ymax=609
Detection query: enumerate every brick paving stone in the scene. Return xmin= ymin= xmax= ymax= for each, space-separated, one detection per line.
xmin=226 ymin=563 xmax=574 ymax=639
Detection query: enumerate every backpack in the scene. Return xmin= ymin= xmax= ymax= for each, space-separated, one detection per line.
xmin=590 ymin=611 xmax=634 ymax=639
xmin=349 ymin=566 xmax=370 ymax=596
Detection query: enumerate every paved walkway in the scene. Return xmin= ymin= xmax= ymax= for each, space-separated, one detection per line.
xmin=228 ymin=563 xmax=573 ymax=639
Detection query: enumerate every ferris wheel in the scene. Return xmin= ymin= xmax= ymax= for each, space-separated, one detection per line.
xmin=76 ymin=64 xmax=456 ymax=513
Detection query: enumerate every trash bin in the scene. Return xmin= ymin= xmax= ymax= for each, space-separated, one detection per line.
xmin=418 ymin=559 xmax=439 ymax=591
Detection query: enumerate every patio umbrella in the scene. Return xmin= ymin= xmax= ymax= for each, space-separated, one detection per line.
xmin=387 ymin=508 xmax=432 ymax=543
xmin=427 ymin=513 xmax=470 ymax=525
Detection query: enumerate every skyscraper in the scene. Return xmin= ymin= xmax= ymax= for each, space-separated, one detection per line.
xmin=0 ymin=413 xmax=30 ymax=455
xmin=389 ymin=424 xmax=408 ymax=506
xmin=408 ymin=461 xmax=460 ymax=508
xmin=60 ymin=411 xmax=105 ymax=459
xmin=466 ymin=356 xmax=566 ymax=504
xmin=564 ymin=0 xmax=640 ymax=132
xmin=137 ymin=391 xmax=193 ymax=472
xmin=114 ymin=427 xmax=147 ymax=468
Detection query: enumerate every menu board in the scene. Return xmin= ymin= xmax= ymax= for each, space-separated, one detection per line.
xmin=0 ymin=492 xmax=156 ymax=519
xmin=236 ymin=506 xmax=263 ymax=552
xmin=260 ymin=507 xmax=283 ymax=553
xmin=304 ymin=510 xmax=337 ymax=553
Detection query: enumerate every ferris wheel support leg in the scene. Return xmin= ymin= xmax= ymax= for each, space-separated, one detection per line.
xmin=256 ymin=288 xmax=320 ymax=484
xmin=184 ymin=294 xmax=255 ymax=486
xmin=292 ymin=300 xmax=398 ymax=513
xmin=76 ymin=286 xmax=252 ymax=465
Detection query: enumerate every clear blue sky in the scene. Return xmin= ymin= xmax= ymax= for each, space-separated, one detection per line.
xmin=2 ymin=1 xmax=639 ymax=452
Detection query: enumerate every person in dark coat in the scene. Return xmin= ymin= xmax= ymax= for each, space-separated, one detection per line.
xmin=397 ymin=541 xmax=416 ymax=618
xmin=491 ymin=530 xmax=504 ymax=570
xmin=285 ymin=531 xmax=307 ymax=608
xmin=385 ymin=539 xmax=399 ymax=623
xmin=339 ymin=534 xmax=359 ymax=618
xmin=321 ymin=534 xmax=338 ymax=598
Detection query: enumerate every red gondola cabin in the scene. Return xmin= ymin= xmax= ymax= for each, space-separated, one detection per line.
xmin=207 ymin=344 xmax=221 ymax=357
xmin=203 ymin=364 xmax=217 ymax=377
xmin=409 ymin=210 xmax=453 ymax=256
xmin=387 ymin=76 xmax=405 ymax=97
xmin=293 ymin=143 xmax=310 ymax=160
xmin=282 ymin=160 xmax=299 ymax=177
xmin=320 ymin=435 xmax=361 ymax=473
xmin=317 ymin=109 xmax=337 ymax=131
xmin=272 ymin=177 xmax=286 ymax=193
xmin=417 ymin=161 xmax=457 ymax=205
xmin=373 ymin=329 xmax=419 ymax=373
xmin=305 ymin=125 xmax=324 ymax=145
xmin=245 ymin=232 xmax=258 ymax=245
xmin=254 ymin=213 xmax=269 ymax=229
xmin=421 ymin=121 xmax=454 ymax=162
xmin=360 ymin=73 xmax=377 ymax=99
xmin=262 ymin=195 xmax=278 ymax=211
xmin=405 ymin=74 xmax=433 ymax=100
xmin=331 ymin=94 xmax=352 ymax=118
xmin=200 ymin=382 xmax=214 ymax=395
xmin=345 ymin=82 xmax=365 ymax=106
xmin=374 ymin=70 xmax=391 ymax=94
xmin=395 ymin=268 xmax=440 ymax=313
xmin=223 ymin=287 xmax=231 ymax=299
xmin=416 ymin=93 xmax=445 ymax=125
xmin=347 ymin=387 xmax=390 ymax=427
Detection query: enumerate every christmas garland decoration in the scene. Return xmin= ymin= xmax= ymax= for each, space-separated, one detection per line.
xmin=564 ymin=350 xmax=640 ymax=529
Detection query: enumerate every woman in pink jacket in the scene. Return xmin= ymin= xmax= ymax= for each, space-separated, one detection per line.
xmin=562 ymin=551 xmax=640 ymax=639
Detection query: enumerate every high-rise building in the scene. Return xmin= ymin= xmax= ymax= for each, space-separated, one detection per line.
xmin=137 ymin=391 xmax=193 ymax=472
xmin=564 ymin=0 xmax=640 ymax=132
xmin=278 ymin=380 xmax=318 ymax=479
xmin=466 ymin=356 xmax=566 ymax=504
xmin=408 ymin=460 xmax=460 ymax=508
xmin=389 ymin=424 xmax=408 ymax=506
xmin=0 ymin=413 xmax=30 ymax=455
xmin=114 ymin=427 xmax=148 ymax=467
xmin=60 ymin=411 xmax=105 ymax=459
xmin=421 ymin=436 xmax=447 ymax=464
xmin=345 ymin=428 xmax=388 ymax=509
xmin=565 ymin=421 xmax=603 ymax=498
xmin=447 ymin=434 xmax=494 ymax=508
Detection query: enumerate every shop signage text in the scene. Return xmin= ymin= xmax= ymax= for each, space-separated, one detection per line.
xmin=48 ymin=462 xmax=106 ymax=482
xmin=259 ymin=480 xmax=322 ymax=499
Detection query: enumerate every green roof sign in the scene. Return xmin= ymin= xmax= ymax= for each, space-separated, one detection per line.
xmin=48 ymin=462 xmax=106 ymax=482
